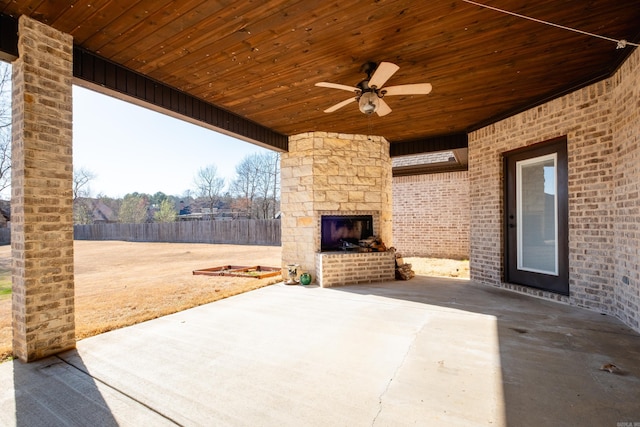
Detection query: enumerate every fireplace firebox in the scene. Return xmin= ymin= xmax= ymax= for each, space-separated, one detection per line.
xmin=320 ymin=215 xmax=374 ymax=252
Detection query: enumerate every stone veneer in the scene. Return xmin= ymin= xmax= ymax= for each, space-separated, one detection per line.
xmin=280 ymin=132 xmax=394 ymax=287
xmin=469 ymin=46 xmax=640 ymax=333
xmin=11 ymin=16 xmax=75 ymax=361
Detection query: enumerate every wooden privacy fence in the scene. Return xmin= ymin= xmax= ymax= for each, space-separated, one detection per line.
xmin=73 ymin=220 xmax=281 ymax=246
xmin=0 ymin=228 xmax=9 ymax=245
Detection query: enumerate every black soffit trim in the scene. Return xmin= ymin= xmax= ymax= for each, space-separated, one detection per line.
xmin=0 ymin=13 xmax=18 ymax=61
xmin=390 ymin=134 xmax=468 ymax=157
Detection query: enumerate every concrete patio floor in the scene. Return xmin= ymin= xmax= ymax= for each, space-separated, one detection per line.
xmin=1 ymin=276 xmax=639 ymax=426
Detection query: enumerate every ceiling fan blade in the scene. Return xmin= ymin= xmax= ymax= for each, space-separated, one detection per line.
xmin=369 ymin=62 xmax=399 ymax=89
xmin=315 ymin=82 xmax=358 ymax=92
xmin=376 ymin=98 xmax=392 ymax=116
xmin=324 ymin=97 xmax=356 ymax=113
xmin=383 ymin=83 xmax=433 ymax=96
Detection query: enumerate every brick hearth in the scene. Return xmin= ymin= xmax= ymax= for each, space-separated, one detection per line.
xmin=316 ymin=251 xmax=396 ymax=287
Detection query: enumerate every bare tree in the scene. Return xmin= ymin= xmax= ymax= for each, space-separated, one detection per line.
xmin=230 ymin=152 xmax=280 ymax=219
xmin=229 ymin=154 xmax=260 ymax=218
xmin=72 ymin=167 xmax=97 ymax=224
xmin=0 ymin=62 xmax=12 ymax=199
xmin=255 ymin=152 xmax=280 ymax=219
xmin=72 ymin=167 xmax=97 ymax=201
xmin=194 ymin=165 xmax=225 ymax=218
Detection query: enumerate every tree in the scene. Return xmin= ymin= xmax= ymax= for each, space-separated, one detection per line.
xmin=256 ymin=152 xmax=280 ymax=219
xmin=73 ymin=167 xmax=96 ymax=201
xmin=154 ymin=198 xmax=177 ymax=223
xmin=229 ymin=154 xmax=260 ymax=218
xmin=118 ymin=193 xmax=149 ymax=223
xmin=150 ymin=191 xmax=168 ymax=206
xmin=193 ymin=165 xmax=225 ymax=218
xmin=0 ymin=62 xmax=11 ymax=199
xmin=73 ymin=200 xmax=93 ymax=225
xmin=72 ymin=167 xmax=97 ymax=224
xmin=230 ymin=152 xmax=280 ymax=219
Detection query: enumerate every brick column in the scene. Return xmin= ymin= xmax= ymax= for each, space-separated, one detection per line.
xmin=11 ymin=16 xmax=75 ymax=362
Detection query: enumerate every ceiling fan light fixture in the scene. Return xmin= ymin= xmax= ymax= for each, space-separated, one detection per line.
xmin=358 ymin=91 xmax=379 ymax=115
xmin=316 ymin=61 xmax=432 ymax=116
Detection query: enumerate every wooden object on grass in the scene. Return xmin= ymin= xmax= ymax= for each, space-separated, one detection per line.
xmin=193 ymin=265 xmax=281 ymax=279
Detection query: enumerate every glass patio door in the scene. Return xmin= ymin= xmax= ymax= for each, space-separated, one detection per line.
xmin=505 ymin=137 xmax=568 ymax=295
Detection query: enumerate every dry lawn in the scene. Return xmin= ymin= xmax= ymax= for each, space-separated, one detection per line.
xmin=405 ymin=257 xmax=470 ymax=279
xmin=0 ymin=241 xmax=283 ymax=362
xmin=0 ymin=242 xmax=469 ymax=362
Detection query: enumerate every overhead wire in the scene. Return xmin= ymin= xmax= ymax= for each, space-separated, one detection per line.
xmin=462 ymin=0 xmax=639 ymax=49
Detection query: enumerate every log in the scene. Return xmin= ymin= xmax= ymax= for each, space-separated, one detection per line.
xmin=395 ymin=262 xmax=415 ymax=280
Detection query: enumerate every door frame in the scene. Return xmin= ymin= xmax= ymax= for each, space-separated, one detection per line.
xmin=503 ymin=136 xmax=569 ymax=295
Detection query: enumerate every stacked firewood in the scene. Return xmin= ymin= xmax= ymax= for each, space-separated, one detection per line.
xmin=358 ymin=236 xmax=387 ymax=252
xmin=394 ymin=251 xmax=415 ymax=280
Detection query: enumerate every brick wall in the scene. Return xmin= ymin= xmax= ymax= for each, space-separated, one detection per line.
xmin=469 ymin=47 xmax=640 ymax=332
xmin=611 ymin=48 xmax=640 ymax=330
xmin=11 ymin=16 xmax=75 ymax=361
xmin=316 ymin=251 xmax=396 ymax=287
xmin=393 ymin=171 xmax=469 ymax=259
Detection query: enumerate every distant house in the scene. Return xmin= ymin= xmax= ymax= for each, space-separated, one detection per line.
xmin=178 ymin=201 xmax=191 ymax=215
xmin=0 ymin=200 xmax=10 ymax=228
xmin=91 ymin=200 xmax=118 ymax=223
xmin=75 ymin=198 xmax=118 ymax=224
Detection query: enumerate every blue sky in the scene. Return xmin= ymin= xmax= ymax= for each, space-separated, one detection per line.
xmin=73 ymin=85 xmax=273 ymax=198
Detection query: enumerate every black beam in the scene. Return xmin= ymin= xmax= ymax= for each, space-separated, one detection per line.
xmin=390 ymin=133 xmax=468 ymax=157
xmin=0 ymin=13 xmax=18 ymax=60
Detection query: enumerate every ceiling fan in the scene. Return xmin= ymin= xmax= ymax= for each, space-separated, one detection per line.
xmin=315 ymin=61 xmax=432 ymax=116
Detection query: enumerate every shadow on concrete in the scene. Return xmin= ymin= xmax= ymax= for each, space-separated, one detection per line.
xmin=7 ymin=351 xmax=119 ymax=426
xmin=332 ymin=276 xmax=640 ymax=427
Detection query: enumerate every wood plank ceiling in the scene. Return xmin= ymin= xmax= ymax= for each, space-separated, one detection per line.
xmin=0 ymin=0 xmax=638 ymax=151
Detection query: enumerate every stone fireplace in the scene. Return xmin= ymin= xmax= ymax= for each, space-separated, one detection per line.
xmin=280 ymin=132 xmax=395 ymax=287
